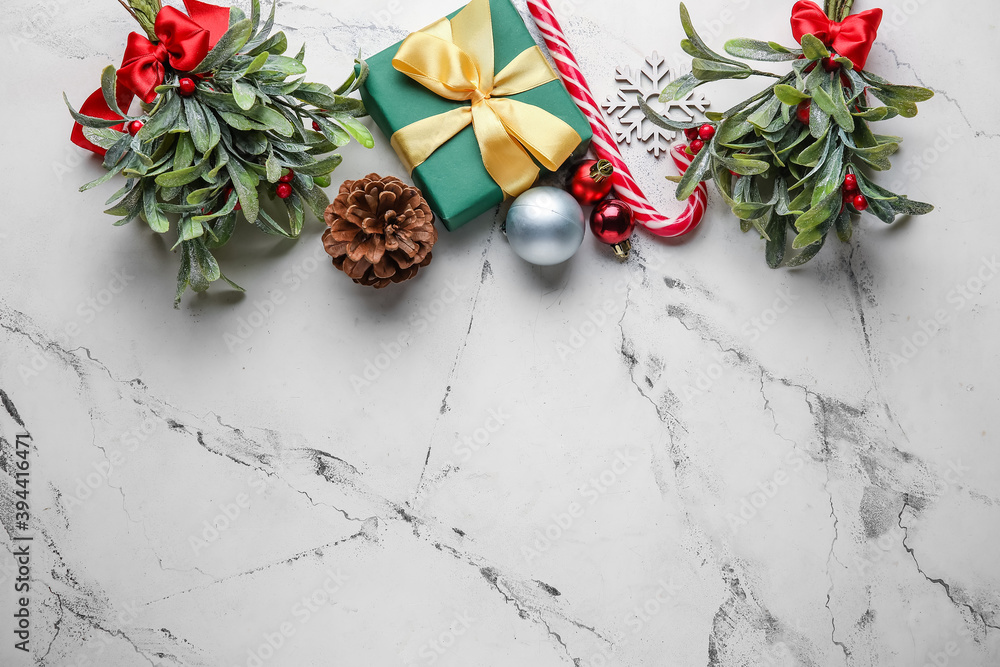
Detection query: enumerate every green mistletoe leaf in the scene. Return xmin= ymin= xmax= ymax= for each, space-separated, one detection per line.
xmin=691 ymin=58 xmax=753 ymax=82
xmin=774 ymin=84 xmax=810 ymax=106
xmin=679 ymin=3 xmax=746 ymax=67
xmin=232 ymin=80 xmax=257 ymax=110
xmin=725 ymin=38 xmax=801 ymax=62
xmin=676 ymin=143 xmax=714 ymax=200
xmin=799 ymin=34 xmax=829 ymax=61
xmin=659 ymin=73 xmax=703 ymax=102
xmin=142 ymin=179 xmax=169 ymax=233
xmin=194 ymin=18 xmax=253 ymax=74
xmin=640 ymin=97 xmax=701 ymax=131
xmin=101 ymin=66 xmax=125 ymax=118
xmin=64 ymin=93 xmax=125 ymax=128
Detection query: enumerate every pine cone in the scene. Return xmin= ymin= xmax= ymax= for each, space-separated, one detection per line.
xmin=323 ymin=174 xmax=437 ymax=288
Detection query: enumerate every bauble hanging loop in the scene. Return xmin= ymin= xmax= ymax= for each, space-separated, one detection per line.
xmin=569 ymin=159 xmax=614 ymax=205
xmin=590 ymin=199 xmax=636 ymax=260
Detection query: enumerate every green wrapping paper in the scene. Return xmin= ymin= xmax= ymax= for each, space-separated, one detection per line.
xmin=359 ymin=0 xmax=593 ymax=231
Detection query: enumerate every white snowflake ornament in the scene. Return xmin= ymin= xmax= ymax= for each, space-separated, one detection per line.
xmin=602 ymin=52 xmax=711 ymax=158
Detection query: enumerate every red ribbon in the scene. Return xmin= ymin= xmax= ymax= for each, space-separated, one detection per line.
xmin=71 ymin=0 xmax=230 ymax=156
xmin=790 ymin=0 xmax=883 ymax=70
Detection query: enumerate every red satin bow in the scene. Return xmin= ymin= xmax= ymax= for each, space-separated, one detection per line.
xmin=790 ymin=0 xmax=883 ymax=70
xmin=71 ymin=0 xmax=230 ymax=156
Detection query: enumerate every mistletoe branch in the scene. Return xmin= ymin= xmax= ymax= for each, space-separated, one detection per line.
xmin=825 ymin=0 xmax=855 ymax=22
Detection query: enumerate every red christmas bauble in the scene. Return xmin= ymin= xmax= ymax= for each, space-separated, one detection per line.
xmin=178 ymin=77 xmax=197 ymax=97
xmin=570 ymin=160 xmax=614 ymax=205
xmin=276 ymin=183 xmax=293 ymax=199
xmin=698 ymin=124 xmax=716 ymax=141
xmin=590 ymin=199 xmax=635 ymax=246
xmin=853 ymin=195 xmax=869 ymax=211
xmin=127 ymin=120 xmax=144 ymax=136
xmin=279 ymin=170 xmax=295 ymax=183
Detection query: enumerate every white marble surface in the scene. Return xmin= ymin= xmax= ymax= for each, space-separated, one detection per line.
xmin=1 ymin=0 xmax=999 ymax=665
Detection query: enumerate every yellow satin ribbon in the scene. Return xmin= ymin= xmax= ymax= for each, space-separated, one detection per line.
xmin=390 ymin=0 xmax=581 ymax=198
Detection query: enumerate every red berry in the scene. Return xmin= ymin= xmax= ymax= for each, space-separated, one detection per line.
xmin=822 ymin=57 xmax=839 ymax=72
xmin=698 ymin=124 xmax=716 ymax=141
xmin=127 ymin=120 xmax=144 ymax=136
xmin=796 ymin=101 xmax=811 ymax=125
xmin=689 ymin=139 xmax=705 ymax=154
xmin=279 ymin=170 xmax=294 ymax=183
xmin=312 ymin=120 xmax=321 ymax=131
xmin=853 ymin=195 xmax=869 ymax=211
xmin=684 ymin=128 xmax=699 ymax=141
xmin=844 ymin=174 xmax=858 ymax=192
xmin=225 ymin=187 xmax=241 ymax=211
xmin=843 ymin=189 xmax=855 ymax=202
xmin=178 ymin=77 xmax=196 ymax=97
xmin=276 ymin=183 xmax=293 ymax=199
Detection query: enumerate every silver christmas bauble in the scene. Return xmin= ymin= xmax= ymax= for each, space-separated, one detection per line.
xmin=504 ymin=187 xmax=586 ymax=266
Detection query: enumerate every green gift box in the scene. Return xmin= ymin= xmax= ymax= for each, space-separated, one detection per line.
xmin=360 ymin=0 xmax=593 ymax=231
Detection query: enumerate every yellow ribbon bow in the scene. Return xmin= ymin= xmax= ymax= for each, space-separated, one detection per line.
xmin=390 ymin=0 xmax=582 ymax=198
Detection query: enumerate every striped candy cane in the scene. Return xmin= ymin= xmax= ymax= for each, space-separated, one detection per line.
xmin=527 ymin=0 xmax=707 ymax=237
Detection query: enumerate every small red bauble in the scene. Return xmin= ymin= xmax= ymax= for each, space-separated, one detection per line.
xmin=796 ymin=101 xmax=811 ymax=124
xmin=853 ymin=195 xmax=869 ymax=211
xmin=689 ymin=139 xmax=705 ymax=154
xmin=684 ymin=127 xmax=699 ymax=141
xmin=590 ymin=199 xmax=635 ymax=258
xmin=127 ymin=120 xmax=144 ymax=136
xmin=570 ymin=159 xmax=615 ymax=205
xmin=844 ymin=174 xmax=858 ymax=192
xmin=276 ymin=183 xmax=293 ymax=199
xmin=698 ymin=124 xmax=716 ymax=141
xmin=279 ymin=170 xmax=295 ymax=183
xmin=178 ymin=77 xmax=197 ymax=97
